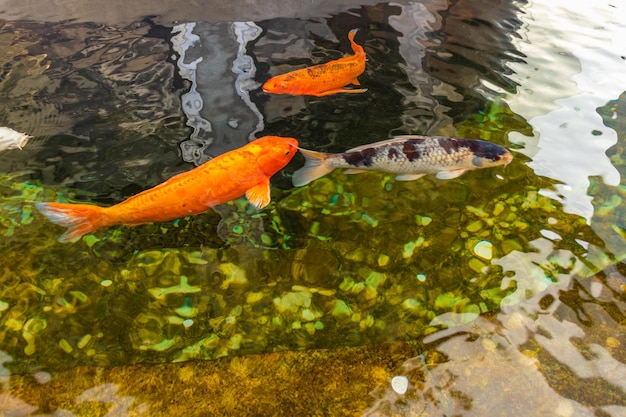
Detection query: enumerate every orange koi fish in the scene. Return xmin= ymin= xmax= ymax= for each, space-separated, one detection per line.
xmin=262 ymin=29 xmax=367 ymax=97
xmin=37 ymin=136 xmax=298 ymax=242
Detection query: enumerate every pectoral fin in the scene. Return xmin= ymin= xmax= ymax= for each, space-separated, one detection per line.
xmin=245 ymin=181 xmax=271 ymax=209
xmin=351 ymin=78 xmax=362 ymax=86
xmin=395 ymin=173 xmax=426 ymax=181
xmin=436 ymin=169 xmax=468 ymax=180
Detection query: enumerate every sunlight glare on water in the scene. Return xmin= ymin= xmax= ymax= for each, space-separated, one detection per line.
xmin=506 ymin=1 xmax=624 ymax=221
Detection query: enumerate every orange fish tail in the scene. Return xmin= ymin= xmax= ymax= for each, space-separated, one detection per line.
xmin=348 ymin=29 xmax=365 ymax=55
xmin=36 ymin=202 xmax=110 ymax=242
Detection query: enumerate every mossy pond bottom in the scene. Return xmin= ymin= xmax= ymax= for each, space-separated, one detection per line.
xmin=1 ymin=1 xmax=625 ymax=415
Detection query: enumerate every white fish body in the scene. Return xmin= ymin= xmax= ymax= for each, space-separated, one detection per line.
xmin=0 ymin=127 xmax=31 ymax=153
xmin=292 ymin=135 xmax=513 ymax=186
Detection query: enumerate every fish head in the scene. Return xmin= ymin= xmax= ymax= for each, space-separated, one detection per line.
xmin=262 ymin=79 xmax=285 ymax=93
xmin=470 ymin=141 xmax=513 ymax=168
xmin=250 ymin=136 xmax=299 ymax=175
xmin=262 ymin=74 xmax=298 ymax=94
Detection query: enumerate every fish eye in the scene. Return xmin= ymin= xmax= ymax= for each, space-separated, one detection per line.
xmin=285 ymin=150 xmax=291 ymax=155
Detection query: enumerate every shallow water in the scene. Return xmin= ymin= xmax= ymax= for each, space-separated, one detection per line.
xmin=0 ymin=1 xmax=625 ymax=416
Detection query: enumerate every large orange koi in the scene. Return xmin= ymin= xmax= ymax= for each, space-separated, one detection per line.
xmin=262 ymin=29 xmax=367 ymax=97
xmin=37 ymin=136 xmax=298 ymax=242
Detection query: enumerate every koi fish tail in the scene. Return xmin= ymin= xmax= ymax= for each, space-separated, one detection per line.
xmin=348 ymin=28 xmax=365 ymax=55
xmin=36 ymin=202 xmax=110 ymax=243
xmin=292 ymin=148 xmax=335 ymax=187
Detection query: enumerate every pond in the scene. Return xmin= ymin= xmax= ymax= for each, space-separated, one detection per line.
xmin=0 ymin=0 xmax=625 ymax=415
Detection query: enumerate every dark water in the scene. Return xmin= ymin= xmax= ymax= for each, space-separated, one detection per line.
xmin=0 ymin=1 xmax=625 ymax=416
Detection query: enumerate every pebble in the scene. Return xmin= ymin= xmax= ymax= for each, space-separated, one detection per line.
xmin=589 ymin=280 xmax=603 ymax=298
xmin=606 ymin=337 xmax=620 ymax=349
xmin=402 ymin=298 xmax=421 ymax=311
xmin=33 ymin=372 xmax=51 ymax=384
xmin=501 ymin=238 xmax=523 ymax=253
xmin=403 ymin=237 xmax=424 ymax=258
xmin=246 ymin=292 xmax=264 ymax=304
xmin=540 ymin=229 xmax=562 ymax=241
xmin=331 ymin=300 xmax=352 ymax=318
xmin=58 ymin=339 xmax=73 ymax=353
xmin=77 ymin=334 xmax=92 ymax=349
xmin=468 ymin=258 xmax=487 ymax=273
xmin=481 ymin=338 xmax=497 ymax=352
xmin=301 ymin=308 xmax=316 ymax=321
xmin=391 ymin=375 xmax=409 ymax=394
xmin=505 ymin=312 xmax=527 ymax=330
xmin=473 ymin=240 xmax=493 ymax=260
xmin=219 ymin=263 xmax=248 ymax=289
xmin=466 ymin=220 xmax=483 ymax=233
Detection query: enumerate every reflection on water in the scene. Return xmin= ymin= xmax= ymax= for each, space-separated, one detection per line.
xmin=365 ymin=247 xmax=626 ymax=417
xmin=0 ymin=0 xmax=625 ymax=416
xmin=388 ymin=0 xmax=455 ymax=135
xmin=173 ymin=21 xmax=265 ymax=165
xmin=0 ymin=18 xmax=190 ymax=201
xmin=506 ymin=1 xmax=624 ymax=221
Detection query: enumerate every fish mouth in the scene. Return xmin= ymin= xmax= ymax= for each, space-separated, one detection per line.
xmin=501 ymin=151 xmax=513 ymax=165
xmin=261 ymin=81 xmax=273 ymax=93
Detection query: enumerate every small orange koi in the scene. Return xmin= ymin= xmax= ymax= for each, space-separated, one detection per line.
xmin=37 ymin=136 xmax=298 ymax=242
xmin=262 ymin=29 xmax=367 ymax=97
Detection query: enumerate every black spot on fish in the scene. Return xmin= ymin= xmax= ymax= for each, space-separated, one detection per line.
xmin=438 ymin=137 xmax=462 ymax=154
xmin=463 ymin=139 xmax=508 ymax=161
xmin=343 ymin=147 xmax=376 ymax=167
xmin=387 ymin=148 xmax=399 ymax=160
xmin=402 ymin=140 xmax=421 ymax=162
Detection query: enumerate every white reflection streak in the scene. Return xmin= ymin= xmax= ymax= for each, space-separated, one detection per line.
xmin=388 ymin=1 xmax=457 ymax=132
xmin=232 ymin=22 xmax=265 ymax=137
xmin=528 ymin=38 xmax=623 ymax=220
xmin=172 ymin=22 xmax=264 ymax=165
xmin=535 ymin=315 xmax=626 ymax=392
xmin=495 ymin=238 xmax=626 ymax=413
xmin=507 ymin=3 xmax=625 ymax=222
xmin=172 ymin=23 xmax=212 ymax=146
xmin=496 ymin=237 xmax=584 ymax=307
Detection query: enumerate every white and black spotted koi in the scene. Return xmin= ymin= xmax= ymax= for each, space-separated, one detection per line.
xmin=292 ymin=135 xmax=513 ymax=187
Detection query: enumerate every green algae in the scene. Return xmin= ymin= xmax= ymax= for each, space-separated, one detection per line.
xmin=0 ymin=142 xmax=623 ymax=373
xmin=2 ymin=341 xmax=418 ymax=417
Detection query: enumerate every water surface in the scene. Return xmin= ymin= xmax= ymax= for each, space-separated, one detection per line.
xmin=0 ymin=0 xmax=625 ymax=415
